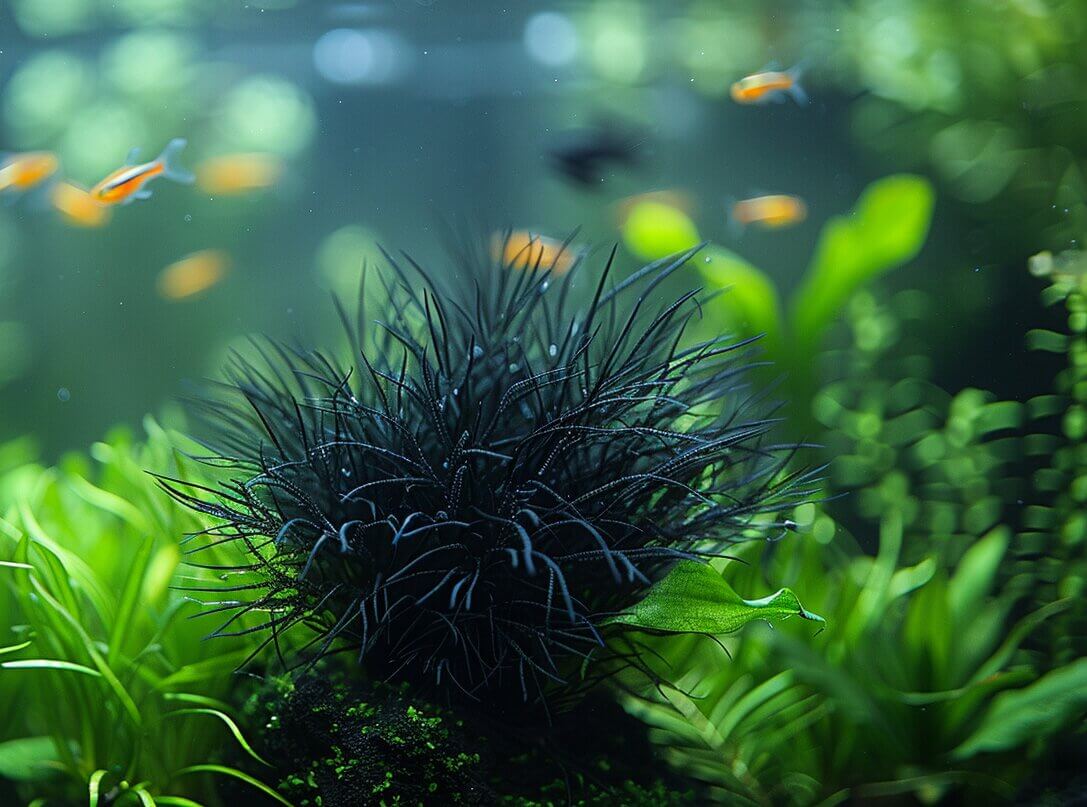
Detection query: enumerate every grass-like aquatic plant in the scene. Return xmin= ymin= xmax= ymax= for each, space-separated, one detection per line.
xmin=164 ymin=238 xmax=818 ymax=710
xmin=0 ymin=421 xmax=281 ymax=806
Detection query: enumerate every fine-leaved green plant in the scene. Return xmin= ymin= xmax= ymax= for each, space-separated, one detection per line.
xmin=0 ymin=418 xmax=282 ymax=806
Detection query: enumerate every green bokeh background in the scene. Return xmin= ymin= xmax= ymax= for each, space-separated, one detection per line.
xmin=6 ymin=0 xmax=1067 ymax=455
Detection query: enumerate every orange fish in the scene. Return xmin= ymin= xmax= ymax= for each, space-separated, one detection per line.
xmin=50 ymin=182 xmax=111 ymax=228
xmin=196 ymin=153 xmax=284 ymax=195
xmin=492 ymin=231 xmax=578 ymax=275
xmin=731 ymin=195 xmax=808 ymax=230
xmin=0 ymin=152 xmax=59 ymax=193
xmin=730 ymin=65 xmax=807 ymax=105
xmin=157 ymin=249 xmax=229 ymax=300
xmin=90 ymin=138 xmax=193 ymax=206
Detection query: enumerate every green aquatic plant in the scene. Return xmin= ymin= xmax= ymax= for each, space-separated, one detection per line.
xmin=624 ymin=269 xmax=1087 ymax=804
xmin=1019 ymin=262 xmax=1087 ymax=666
xmin=629 ymin=518 xmax=1080 ymax=805
xmin=164 ymin=243 xmax=821 ymax=715
xmin=620 ymin=175 xmax=935 ymax=430
xmin=0 ymin=420 xmax=280 ymax=806
xmin=814 ymin=290 xmax=1023 ymax=565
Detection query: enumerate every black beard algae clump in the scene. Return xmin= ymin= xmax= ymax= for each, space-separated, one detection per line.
xmin=163 ymin=237 xmax=812 ymax=710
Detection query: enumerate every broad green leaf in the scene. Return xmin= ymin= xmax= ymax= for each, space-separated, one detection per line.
xmin=948 ymin=527 xmax=1007 ymax=626
xmin=887 ymin=556 xmax=937 ymax=601
xmin=621 ymin=200 xmax=701 ymax=261
xmin=790 ymin=175 xmax=934 ymax=349
xmin=954 ymin=658 xmax=1087 ymax=758
xmin=697 ymin=246 xmax=784 ymax=355
xmin=0 ymin=736 xmax=58 ymax=781
xmin=604 ymin=560 xmax=824 ymax=635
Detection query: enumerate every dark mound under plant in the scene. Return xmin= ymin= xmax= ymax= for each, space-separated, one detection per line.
xmin=163 ymin=237 xmax=817 ymax=712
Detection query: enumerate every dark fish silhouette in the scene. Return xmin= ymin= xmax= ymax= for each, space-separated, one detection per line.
xmin=548 ymin=124 xmax=642 ymax=187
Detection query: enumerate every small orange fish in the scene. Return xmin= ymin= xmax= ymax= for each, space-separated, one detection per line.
xmin=492 ymin=231 xmax=578 ymax=275
xmin=731 ymin=195 xmax=808 ymax=230
xmin=196 ymin=153 xmax=284 ymax=195
xmin=90 ymin=138 xmax=193 ymax=206
xmin=50 ymin=182 xmax=111 ymax=228
xmin=730 ymin=65 xmax=807 ymax=105
xmin=157 ymin=249 xmax=229 ymax=300
xmin=0 ymin=152 xmax=59 ymax=193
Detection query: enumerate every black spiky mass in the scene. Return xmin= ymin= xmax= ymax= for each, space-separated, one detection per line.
xmin=164 ymin=237 xmax=812 ymax=710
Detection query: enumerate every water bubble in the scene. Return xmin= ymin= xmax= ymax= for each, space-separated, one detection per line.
xmin=704 ymin=256 xmax=712 ymax=263
xmin=57 ymin=387 xmax=70 ymax=402
xmin=548 ymin=344 xmax=558 ymax=357
xmin=472 ymin=345 xmax=484 ymax=359
xmin=540 ymin=280 xmax=550 ymax=292
xmin=509 ymin=362 xmax=520 ymax=373
xmin=452 ymin=387 xmax=459 ymax=396
xmin=341 ymin=467 xmax=352 ymax=478
xmin=442 ymin=461 xmax=449 ymax=469
xmin=183 ymin=213 xmax=192 ymax=222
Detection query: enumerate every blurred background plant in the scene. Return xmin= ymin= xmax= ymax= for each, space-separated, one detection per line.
xmin=613 ymin=261 xmax=1087 ymax=804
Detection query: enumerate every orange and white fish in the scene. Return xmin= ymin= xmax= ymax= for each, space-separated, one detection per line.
xmin=0 ymin=152 xmax=59 ymax=193
xmin=50 ymin=182 xmax=111 ymax=228
xmin=730 ymin=65 xmax=807 ymax=105
xmin=730 ymin=194 xmax=808 ymax=231
xmin=90 ymin=138 xmax=193 ymax=206
xmin=157 ymin=249 xmax=229 ymax=300
xmin=196 ymin=152 xmax=284 ymax=195
xmin=492 ymin=231 xmax=578 ymax=275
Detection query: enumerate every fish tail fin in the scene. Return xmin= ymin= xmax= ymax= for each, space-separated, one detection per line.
xmin=787 ymin=63 xmax=809 ymax=104
xmin=158 ymin=138 xmax=194 ymax=184
xmin=726 ymin=197 xmax=745 ymax=240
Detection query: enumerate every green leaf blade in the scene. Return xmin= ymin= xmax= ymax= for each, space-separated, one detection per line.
xmin=604 ymin=561 xmax=825 ymax=635
xmin=954 ymin=658 xmax=1087 ymax=758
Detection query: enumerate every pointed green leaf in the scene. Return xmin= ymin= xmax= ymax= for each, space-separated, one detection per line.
xmin=1 ymin=659 xmax=102 ymax=676
xmin=604 ymin=560 xmax=824 ymax=635
xmin=948 ymin=527 xmax=1008 ymax=626
xmin=162 ymin=708 xmax=270 ymax=767
xmin=954 ymin=658 xmax=1087 ymax=758
xmin=791 ymin=175 xmax=934 ymax=349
